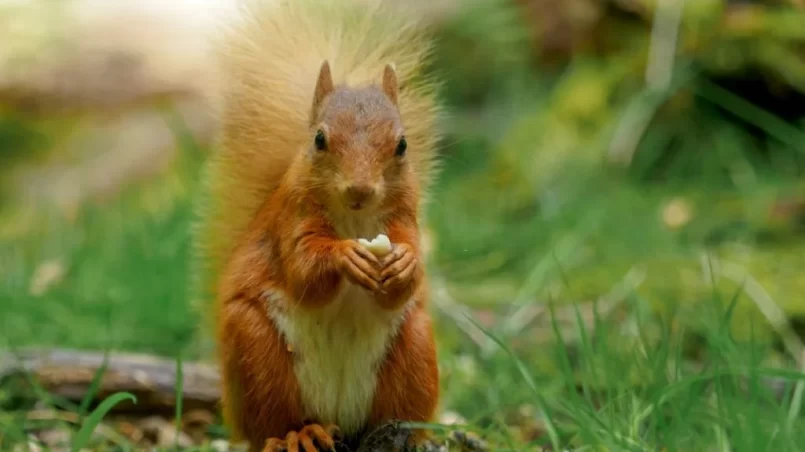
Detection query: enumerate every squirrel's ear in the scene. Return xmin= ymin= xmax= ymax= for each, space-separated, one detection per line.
xmin=312 ymin=60 xmax=334 ymax=118
xmin=382 ymin=63 xmax=398 ymax=106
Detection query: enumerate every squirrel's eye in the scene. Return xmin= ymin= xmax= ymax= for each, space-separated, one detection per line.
xmin=395 ymin=136 xmax=407 ymax=157
xmin=314 ymin=130 xmax=327 ymax=151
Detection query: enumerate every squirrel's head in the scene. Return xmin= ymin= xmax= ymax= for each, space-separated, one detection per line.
xmin=306 ymin=61 xmax=410 ymax=213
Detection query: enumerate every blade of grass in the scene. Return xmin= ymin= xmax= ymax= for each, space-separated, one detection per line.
xmin=78 ymin=350 xmax=109 ymax=416
xmin=720 ymin=284 xmax=744 ymax=339
xmin=696 ymin=79 xmax=805 ymax=154
xmin=174 ymin=353 xmax=184 ymax=450
xmin=0 ymin=412 xmax=28 ymax=449
xmin=71 ymin=392 xmax=136 ymax=452
xmin=571 ymin=302 xmax=597 ymax=408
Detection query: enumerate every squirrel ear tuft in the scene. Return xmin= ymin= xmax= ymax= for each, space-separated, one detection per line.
xmin=312 ymin=60 xmax=334 ymax=120
xmin=382 ymin=63 xmax=398 ymax=106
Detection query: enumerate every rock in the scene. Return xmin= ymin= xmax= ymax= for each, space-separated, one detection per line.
xmin=115 ymin=420 xmax=144 ymax=445
xmin=449 ymin=431 xmax=490 ymax=452
xmin=36 ymin=428 xmax=72 ymax=450
xmin=355 ymin=421 xmax=413 ymax=451
xmin=139 ymin=416 xmax=193 ymax=448
xmin=182 ymin=409 xmax=216 ymax=444
xmin=210 ymin=439 xmax=230 ymax=452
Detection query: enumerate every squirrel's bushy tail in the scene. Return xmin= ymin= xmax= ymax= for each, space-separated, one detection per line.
xmin=191 ymin=0 xmax=442 ymax=340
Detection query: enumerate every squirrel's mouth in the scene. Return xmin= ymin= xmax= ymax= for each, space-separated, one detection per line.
xmin=349 ymin=202 xmax=366 ymax=211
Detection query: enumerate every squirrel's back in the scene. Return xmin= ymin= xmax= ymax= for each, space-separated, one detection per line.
xmin=192 ymin=0 xmax=442 ymax=335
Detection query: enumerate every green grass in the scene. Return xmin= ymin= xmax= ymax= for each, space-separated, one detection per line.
xmin=0 ymin=120 xmax=203 ymax=357
xmin=438 ymin=296 xmax=805 ymax=451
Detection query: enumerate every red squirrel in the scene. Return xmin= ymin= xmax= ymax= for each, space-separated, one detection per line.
xmin=192 ymin=1 xmax=443 ymax=451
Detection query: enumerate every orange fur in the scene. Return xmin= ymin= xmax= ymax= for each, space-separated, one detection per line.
xmin=196 ymin=1 xmax=443 ymax=451
xmin=369 ymin=298 xmax=440 ymax=429
xmin=218 ymin=296 xmax=302 ymax=444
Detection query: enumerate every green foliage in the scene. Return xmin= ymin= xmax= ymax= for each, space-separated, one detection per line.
xmin=428 ymin=0 xmax=534 ymax=106
xmin=426 ymin=1 xmax=805 ymax=335
xmin=434 ymin=292 xmax=805 ymax=450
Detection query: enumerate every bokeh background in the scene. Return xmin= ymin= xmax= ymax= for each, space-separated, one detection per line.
xmin=4 ymin=0 xmax=805 ymax=450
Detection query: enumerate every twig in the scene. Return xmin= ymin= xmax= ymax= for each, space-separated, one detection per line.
xmin=645 ymin=0 xmax=685 ymax=92
xmin=607 ymin=0 xmax=687 ymax=167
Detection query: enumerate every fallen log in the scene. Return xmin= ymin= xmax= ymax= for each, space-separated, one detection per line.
xmin=0 ymin=348 xmax=220 ymax=414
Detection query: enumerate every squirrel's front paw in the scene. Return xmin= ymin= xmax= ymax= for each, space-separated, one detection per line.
xmin=338 ymin=240 xmax=380 ymax=291
xmin=379 ymin=243 xmax=417 ymax=291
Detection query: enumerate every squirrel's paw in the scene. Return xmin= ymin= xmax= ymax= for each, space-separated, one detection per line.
xmin=339 ymin=240 xmax=380 ymax=291
xmin=263 ymin=423 xmax=342 ymax=452
xmin=379 ymin=243 xmax=417 ymax=290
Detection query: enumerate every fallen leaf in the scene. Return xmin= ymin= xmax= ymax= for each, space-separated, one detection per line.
xmin=662 ymin=198 xmax=693 ymax=230
xmin=29 ymin=259 xmax=65 ymax=296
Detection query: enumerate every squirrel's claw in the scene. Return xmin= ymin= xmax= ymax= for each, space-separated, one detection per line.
xmin=382 ymin=258 xmax=416 ymax=290
xmin=263 ymin=423 xmax=341 ymax=452
xmin=380 ymin=244 xmax=416 ymax=288
xmin=341 ymin=241 xmax=381 ymax=291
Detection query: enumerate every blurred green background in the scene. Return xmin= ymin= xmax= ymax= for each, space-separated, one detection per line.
xmin=5 ymin=0 xmax=805 ymax=449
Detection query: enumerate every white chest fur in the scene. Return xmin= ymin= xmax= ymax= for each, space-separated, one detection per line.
xmin=266 ymin=286 xmax=409 ymax=435
xmin=266 ymin=213 xmax=409 ymax=435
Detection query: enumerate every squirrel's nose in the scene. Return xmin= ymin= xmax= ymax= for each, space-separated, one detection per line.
xmin=345 ymin=183 xmax=376 ymax=207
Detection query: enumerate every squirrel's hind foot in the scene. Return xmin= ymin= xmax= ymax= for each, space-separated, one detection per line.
xmin=263 ymin=424 xmax=342 ymax=452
